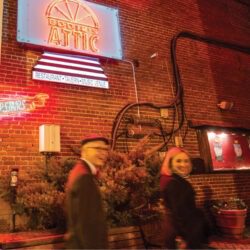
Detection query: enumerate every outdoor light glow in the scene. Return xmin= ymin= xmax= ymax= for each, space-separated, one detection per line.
xmin=207 ymin=132 xmax=216 ymax=140
xmin=208 ymin=131 xmax=227 ymax=140
xmin=220 ymin=133 xmax=227 ymax=139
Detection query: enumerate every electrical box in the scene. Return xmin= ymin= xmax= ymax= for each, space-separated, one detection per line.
xmin=160 ymin=108 xmax=169 ymax=118
xmin=174 ymin=136 xmax=183 ymax=147
xmin=39 ymin=124 xmax=61 ymax=153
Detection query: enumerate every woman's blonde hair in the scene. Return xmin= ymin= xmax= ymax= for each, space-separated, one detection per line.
xmin=160 ymin=147 xmax=190 ymax=175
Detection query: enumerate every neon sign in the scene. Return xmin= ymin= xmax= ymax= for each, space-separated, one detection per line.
xmin=46 ymin=0 xmax=100 ymax=52
xmin=17 ymin=0 xmax=122 ymax=59
xmin=0 ymin=93 xmax=49 ymax=116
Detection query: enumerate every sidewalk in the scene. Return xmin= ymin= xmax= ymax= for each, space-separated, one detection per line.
xmin=1 ymin=229 xmax=250 ymax=249
xmin=0 ymin=230 xmax=64 ymax=249
xmin=209 ymin=234 xmax=250 ymax=249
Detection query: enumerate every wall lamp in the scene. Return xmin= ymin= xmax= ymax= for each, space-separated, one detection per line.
xmin=217 ymin=101 xmax=234 ymax=111
xmin=39 ymin=124 xmax=61 ymax=175
xmin=150 ymin=52 xmax=159 ymax=59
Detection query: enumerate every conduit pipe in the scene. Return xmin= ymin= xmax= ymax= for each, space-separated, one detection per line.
xmin=111 ymin=31 xmax=250 ymax=150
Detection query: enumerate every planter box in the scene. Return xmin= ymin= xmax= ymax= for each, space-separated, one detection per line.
xmin=215 ymin=209 xmax=247 ymax=239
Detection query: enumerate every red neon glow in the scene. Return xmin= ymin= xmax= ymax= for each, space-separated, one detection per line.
xmin=0 ymin=93 xmax=49 ymax=117
xmin=46 ymin=0 xmax=99 ymax=52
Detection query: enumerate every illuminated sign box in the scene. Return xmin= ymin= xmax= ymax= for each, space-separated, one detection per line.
xmin=197 ymin=127 xmax=250 ymax=172
xmin=32 ymin=52 xmax=109 ymax=89
xmin=17 ymin=0 xmax=122 ymax=60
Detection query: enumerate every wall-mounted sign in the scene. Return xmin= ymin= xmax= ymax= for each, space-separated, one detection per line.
xmin=0 ymin=93 xmax=49 ymax=117
xmin=17 ymin=0 xmax=122 ymax=60
xmin=32 ymin=52 xmax=109 ymax=88
xmin=198 ymin=127 xmax=250 ymax=172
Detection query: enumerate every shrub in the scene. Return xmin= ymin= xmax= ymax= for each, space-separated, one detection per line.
xmin=2 ymin=157 xmax=76 ymax=231
xmin=1 ymin=137 xmax=163 ymax=230
xmin=101 ymin=137 xmax=163 ymax=227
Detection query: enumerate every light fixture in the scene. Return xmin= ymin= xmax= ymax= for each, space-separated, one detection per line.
xmin=217 ymin=101 xmax=234 ymax=111
xmin=39 ymin=124 xmax=61 ymax=175
xmin=150 ymin=52 xmax=159 ymax=59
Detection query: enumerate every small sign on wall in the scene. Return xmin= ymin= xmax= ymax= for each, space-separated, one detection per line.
xmin=17 ymin=0 xmax=122 ymax=60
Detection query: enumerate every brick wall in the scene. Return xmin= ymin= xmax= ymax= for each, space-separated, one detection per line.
xmin=1 ymin=0 xmax=250 ymax=224
xmin=190 ymin=172 xmax=250 ymax=224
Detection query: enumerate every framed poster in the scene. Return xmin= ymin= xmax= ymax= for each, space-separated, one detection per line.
xmin=197 ymin=127 xmax=250 ymax=172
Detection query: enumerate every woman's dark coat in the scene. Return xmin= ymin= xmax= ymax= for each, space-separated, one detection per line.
xmin=160 ymin=174 xmax=210 ymax=249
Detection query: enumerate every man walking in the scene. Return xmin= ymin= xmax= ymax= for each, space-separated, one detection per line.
xmin=65 ymin=134 xmax=109 ymax=249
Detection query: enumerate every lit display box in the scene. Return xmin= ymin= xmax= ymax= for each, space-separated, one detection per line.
xmin=17 ymin=0 xmax=123 ymax=60
xmin=197 ymin=127 xmax=250 ymax=172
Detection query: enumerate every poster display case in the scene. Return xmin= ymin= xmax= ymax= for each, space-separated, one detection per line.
xmin=197 ymin=127 xmax=250 ymax=172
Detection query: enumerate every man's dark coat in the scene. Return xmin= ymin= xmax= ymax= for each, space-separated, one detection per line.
xmin=65 ymin=160 xmax=108 ymax=249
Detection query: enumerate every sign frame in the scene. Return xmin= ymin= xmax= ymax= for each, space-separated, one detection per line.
xmin=17 ymin=0 xmax=123 ymax=60
xmin=197 ymin=126 xmax=250 ymax=172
